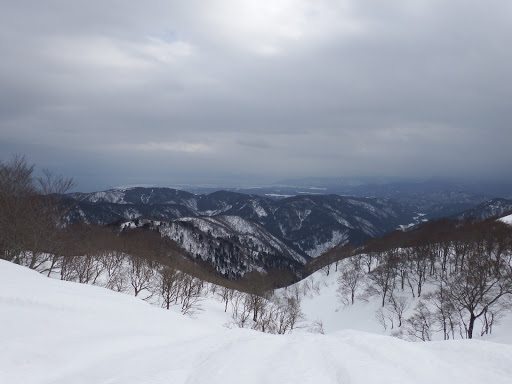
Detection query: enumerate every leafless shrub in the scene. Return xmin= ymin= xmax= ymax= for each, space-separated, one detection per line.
xmin=308 ymin=319 xmax=325 ymax=334
xmin=403 ymin=301 xmax=434 ymax=341
xmin=386 ymin=294 xmax=409 ymax=328
xmin=231 ymin=292 xmax=252 ymax=328
xmin=59 ymin=254 xmax=103 ymax=284
xmin=0 ymin=155 xmax=73 ymax=269
xmin=217 ymin=286 xmax=236 ymax=312
xmin=99 ymin=251 xmax=126 ymax=290
xmin=158 ymin=266 xmax=182 ymax=310
xmin=128 ymin=255 xmax=155 ymax=298
xmin=179 ymin=274 xmax=204 ymax=315
xmin=337 ymin=257 xmax=364 ymax=305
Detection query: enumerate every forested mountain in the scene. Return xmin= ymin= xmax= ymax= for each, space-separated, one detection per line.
xmin=453 ymin=198 xmax=512 ymax=220
xmin=5 ymin=151 xmax=509 ymax=283
xmin=124 ymin=216 xmax=306 ymax=279
xmin=64 ymin=187 xmax=417 ymax=275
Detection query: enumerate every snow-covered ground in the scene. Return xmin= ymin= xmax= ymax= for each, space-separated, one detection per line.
xmin=296 ymin=266 xmax=512 ymax=344
xmin=500 ymin=213 xmax=512 ymax=225
xmin=2 ymin=259 xmax=512 ymax=384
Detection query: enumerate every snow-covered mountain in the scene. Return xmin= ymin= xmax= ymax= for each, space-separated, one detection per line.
xmin=257 ymin=194 xmax=411 ymax=256
xmin=454 ymin=198 xmax=512 ymax=220
xmin=124 ymin=215 xmax=306 ymax=278
xmin=71 ymin=187 xmax=198 ymax=206
xmin=2 ymin=259 xmax=512 ymax=384
xmin=66 ymin=187 xmax=415 ymax=258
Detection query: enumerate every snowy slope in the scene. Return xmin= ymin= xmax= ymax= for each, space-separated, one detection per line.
xmin=291 ymin=263 xmax=512 ymax=344
xmin=2 ymin=260 xmax=512 ymax=384
xmin=499 ymin=214 xmax=512 ymax=225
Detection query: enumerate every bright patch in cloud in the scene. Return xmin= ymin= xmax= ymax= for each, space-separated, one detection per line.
xmin=137 ymin=141 xmax=213 ymax=153
xmin=204 ymin=0 xmax=362 ymax=55
xmin=140 ymin=38 xmax=194 ymax=64
xmin=43 ymin=35 xmax=193 ymax=70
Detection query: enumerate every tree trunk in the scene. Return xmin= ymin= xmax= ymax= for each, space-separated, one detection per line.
xmin=467 ymin=312 xmax=476 ymax=339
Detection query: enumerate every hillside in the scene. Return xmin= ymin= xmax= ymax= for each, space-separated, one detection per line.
xmin=454 ymin=198 xmax=512 ymax=220
xmin=65 ymin=187 xmax=417 ymax=276
xmin=62 ymin=187 xmax=512 ymax=280
xmin=296 ymin=262 xmax=512 ymax=343
xmin=124 ymin=215 xmax=306 ymax=278
xmin=2 ymin=259 xmax=512 ymax=384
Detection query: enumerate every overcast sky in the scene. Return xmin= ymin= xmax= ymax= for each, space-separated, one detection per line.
xmin=1 ymin=1 xmax=511 ymax=191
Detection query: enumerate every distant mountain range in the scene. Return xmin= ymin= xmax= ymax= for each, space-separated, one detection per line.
xmin=64 ymin=187 xmax=416 ymax=277
xmin=166 ymin=178 xmax=512 ymax=199
xmin=63 ymin=185 xmax=512 ymax=278
xmin=453 ymin=198 xmax=512 ymax=220
xmin=155 ymin=178 xmax=512 ymax=220
xmin=67 ymin=188 xmax=416 ymax=250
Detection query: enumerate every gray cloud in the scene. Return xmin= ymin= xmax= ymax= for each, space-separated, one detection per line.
xmin=1 ymin=0 xmax=511 ymax=191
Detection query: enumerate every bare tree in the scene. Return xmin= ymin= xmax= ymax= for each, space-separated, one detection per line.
xmin=386 ymin=294 xmax=409 ymax=328
xmin=281 ymin=295 xmax=304 ymax=332
xmin=0 ymin=155 xmax=74 ymax=269
xmin=308 ymin=319 xmax=325 ymax=334
xmin=360 ymin=252 xmax=376 ymax=273
xmin=444 ymin=244 xmax=512 ymax=339
xmin=99 ymin=251 xmax=126 ymax=290
xmin=321 ymin=263 xmax=331 ymax=276
xmin=217 ymin=286 xmax=236 ymax=312
xmin=0 ymin=155 xmax=37 ymax=264
xmin=269 ymin=294 xmax=305 ymax=334
xmin=409 ymin=245 xmax=430 ymax=297
xmin=479 ymin=305 xmax=507 ymax=337
xmin=128 ymin=254 xmax=155 ymax=298
xmin=248 ymin=292 xmax=269 ymax=323
xmin=366 ymin=254 xmax=397 ymax=307
xmin=376 ymin=307 xmax=394 ymax=331
xmin=337 ymin=256 xmax=364 ymax=305
xmin=158 ymin=266 xmax=182 ymax=310
xmin=179 ymin=274 xmax=203 ymax=315
xmin=425 ymin=270 xmax=458 ymax=340
xmin=59 ymin=251 xmax=99 ymax=284
xmin=403 ymin=301 xmax=434 ymax=341
xmin=231 ymin=292 xmax=252 ymax=328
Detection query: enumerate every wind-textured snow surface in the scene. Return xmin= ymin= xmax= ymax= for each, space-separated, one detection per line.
xmin=2 ymin=260 xmax=512 ymax=384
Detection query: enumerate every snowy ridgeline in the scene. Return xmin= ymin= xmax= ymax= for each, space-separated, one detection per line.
xmin=2 ymin=259 xmax=512 ymax=384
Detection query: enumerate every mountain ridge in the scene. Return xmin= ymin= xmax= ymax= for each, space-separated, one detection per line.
xmin=64 ymin=186 xmax=511 ymax=278
xmin=64 ymin=188 xmax=416 ymax=274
